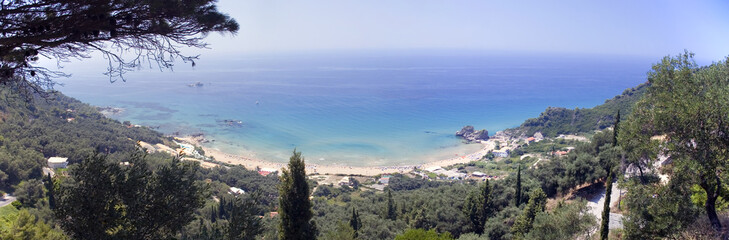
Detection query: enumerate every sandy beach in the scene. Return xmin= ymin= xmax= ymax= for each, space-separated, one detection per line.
xmin=176 ymin=136 xmax=498 ymax=176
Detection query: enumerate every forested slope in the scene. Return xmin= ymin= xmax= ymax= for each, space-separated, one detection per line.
xmin=0 ymin=88 xmax=171 ymax=188
xmin=512 ymin=83 xmax=648 ymax=137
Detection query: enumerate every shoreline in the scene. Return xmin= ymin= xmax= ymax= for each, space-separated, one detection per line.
xmin=176 ymin=135 xmax=500 ymax=176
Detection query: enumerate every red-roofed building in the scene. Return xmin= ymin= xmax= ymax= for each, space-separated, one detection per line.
xmin=258 ymin=171 xmax=272 ymax=176
xmin=526 ymin=137 xmax=535 ymax=143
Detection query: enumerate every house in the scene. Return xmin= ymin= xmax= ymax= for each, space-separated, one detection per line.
xmin=48 ymin=157 xmax=68 ymax=168
xmin=471 ymin=171 xmax=487 ymax=177
xmin=338 ymin=176 xmax=352 ymax=186
xmin=553 ymin=150 xmax=569 ymax=156
xmin=526 ymin=137 xmax=535 ymax=143
xmin=229 ymin=187 xmax=245 ymax=195
xmin=493 ymin=149 xmax=510 ymax=158
xmin=258 ymin=167 xmax=278 ymax=176
xmin=379 ymin=175 xmax=391 ymax=185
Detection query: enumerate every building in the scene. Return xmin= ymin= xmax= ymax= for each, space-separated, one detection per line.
xmin=47 ymin=157 xmax=68 ymax=169
xmin=229 ymin=187 xmax=245 ymax=195
xmin=526 ymin=137 xmax=535 ymax=143
xmin=493 ymin=149 xmax=510 ymax=158
xmin=338 ymin=176 xmax=352 ymax=186
xmin=378 ymin=175 xmax=391 ymax=185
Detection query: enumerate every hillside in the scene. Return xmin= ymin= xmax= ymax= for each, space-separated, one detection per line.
xmin=509 ymin=82 xmax=648 ymax=137
xmin=0 ymin=87 xmax=171 ymax=188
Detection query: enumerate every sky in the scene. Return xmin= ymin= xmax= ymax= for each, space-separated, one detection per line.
xmin=198 ymin=0 xmax=729 ymax=61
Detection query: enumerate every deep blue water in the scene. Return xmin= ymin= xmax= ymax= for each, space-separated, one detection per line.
xmin=57 ymin=51 xmax=652 ymax=166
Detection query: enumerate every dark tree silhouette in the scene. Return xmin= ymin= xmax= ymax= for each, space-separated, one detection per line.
xmin=0 ymin=0 xmax=238 ymax=96
xmin=386 ymin=188 xmax=397 ymax=220
xmin=54 ymin=151 xmax=205 ymax=240
xmin=349 ymin=207 xmax=361 ymax=238
xmin=278 ymin=149 xmax=317 ymax=240
xmin=515 ymin=164 xmax=522 ymax=207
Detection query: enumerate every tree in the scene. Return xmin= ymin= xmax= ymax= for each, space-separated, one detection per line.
xmin=599 ymin=110 xmax=620 ymax=240
xmin=526 ymin=200 xmax=595 ymax=240
xmin=349 ymin=207 xmax=361 ymax=238
xmin=322 ymin=222 xmax=356 ymax=240
xmin=43 ymin=173 xmax=55 ymax=209
xmin=1 ymin=209 xmax=68 ymax=240
xmin=628 ymin=51 xmax=729 ymax=231
xmin=278 ymin=149 xmax=317 ymax=240
xmin=394 ymin=229 xmax=453 ymax=240
xmin=54 ymin=151 xmax=206 ymax=240
xmin=14 ymin=179 xmax=45 ymax=208
xmin=613 ymin=110 xmax=620 ymax=147
xmin=599 ymin=170 xmax=613 ymax=240
xmin=386 ymin=188 xmax=397 ymax=220
xmin=515 ymin=165 xmax=522 ymax=207
xmin=227 ymin=195 xmax=263 ymax=240
xmin=511 ymin=188 xmax=547 ymax=238
xmin=0 ymin=0 xmax=238 ymax=96
xmin=464 ymin=180 xmax=492 ymax=235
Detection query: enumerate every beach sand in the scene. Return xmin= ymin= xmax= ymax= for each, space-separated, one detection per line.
xmin=177 ymin=136 xmax=497 ymax=176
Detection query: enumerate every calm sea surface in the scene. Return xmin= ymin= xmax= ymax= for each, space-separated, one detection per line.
xmin=57 ymin=51 xmax=652 ymax=166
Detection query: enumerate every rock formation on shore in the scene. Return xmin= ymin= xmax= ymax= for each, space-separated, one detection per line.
xmin=456 ymin=125 xmax=489 ymax=142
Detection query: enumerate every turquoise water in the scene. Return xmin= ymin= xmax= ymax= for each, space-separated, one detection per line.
xmin=57 ymin=51 xmax=652 ymax=166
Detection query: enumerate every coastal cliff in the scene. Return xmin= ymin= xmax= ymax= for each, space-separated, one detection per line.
xmin=456 ymin=125 xmax=489 ymax=142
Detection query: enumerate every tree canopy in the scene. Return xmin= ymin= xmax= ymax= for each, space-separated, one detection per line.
xmin=624 ymin=51 xmax=729 ymax=232
xmin=0 ymin=0 xmax=238 ymax=95
xmin=278 ymin=150 xmax=317 ymax=240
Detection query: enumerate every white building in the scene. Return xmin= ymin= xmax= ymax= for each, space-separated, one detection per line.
xmin=493 ymin=149 xmax=510 ymax=158
xmin=48 ymin=157 xmax=68 ymax=169
xmin=229 ymin=187 xmax=245 ymax=195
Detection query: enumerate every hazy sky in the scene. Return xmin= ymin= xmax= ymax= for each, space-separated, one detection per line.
xmin=201 ymin=0 xmax=729 ymax=61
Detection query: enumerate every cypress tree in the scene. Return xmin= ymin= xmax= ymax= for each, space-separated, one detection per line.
xmin=479 ymin=180 xmax=492 ymax=233
xmin=465 ymin=180 xmax=492 ymax=235
xmin=219 ymin=197 xmax=226 ymax=219
xmin=386 ymin=188 xmax=397 ymax=220
xmin=211 ymin=207 xmax=217 ymax=223
xmin=350 ymin=207 xmax=361 ymax=238
xmin=278 ymin=149 xmax=317 ymax=240
xmin=600 ymin=170 xmax=613 ymax=240
xmin=465 ymin=191 xmax=480 ymax=233
xmin=613 ymin=110 xmax=620 ymax=147
xmin=44 ymin=173 xmax=55 ymax=209
xmin=515 ymin=165 xmax=522 ymax=207
xmin=511 ymin=188 xmax=547 ymax=238
xmin=227 ymin=196 xmax=263 ymax=240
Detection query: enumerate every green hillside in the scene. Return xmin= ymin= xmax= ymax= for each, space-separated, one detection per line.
xmin=511 ymin=82 xmax=648 ymax=137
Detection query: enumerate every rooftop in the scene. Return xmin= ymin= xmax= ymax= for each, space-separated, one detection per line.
xmin=48 ymin=157 xmax=68 ymax=163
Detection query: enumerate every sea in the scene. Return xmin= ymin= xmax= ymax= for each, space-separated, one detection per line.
xmin=56 ymin=50 xmax=652 ymax=166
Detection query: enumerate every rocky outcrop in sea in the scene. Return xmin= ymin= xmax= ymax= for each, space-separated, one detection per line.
xmin=456 ymin=125 xmax=489 ymax=142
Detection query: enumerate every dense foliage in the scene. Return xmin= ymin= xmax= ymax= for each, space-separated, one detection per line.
xmin=54 ymin=151 xmax=205 ymax=239
xmin=620 ymin=52 xmax=729 ymax=238
xmin=514 ymin=83 xmax=647 ymax=137
xmin=0 ymin=88 xmax=168 ymax=188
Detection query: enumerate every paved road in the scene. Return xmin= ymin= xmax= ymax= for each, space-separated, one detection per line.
xmin=0 ymin=194 xmax=17 ymax=208
xmin=586 ymin=182 xmax=624 ymax=229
